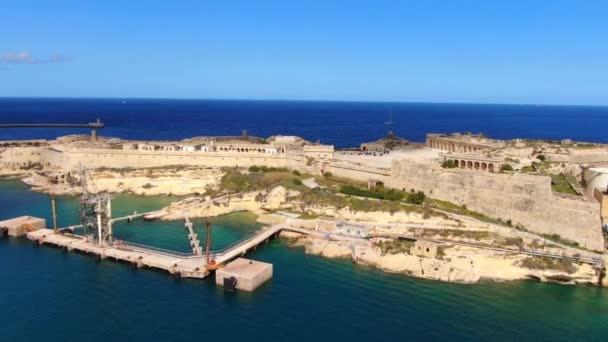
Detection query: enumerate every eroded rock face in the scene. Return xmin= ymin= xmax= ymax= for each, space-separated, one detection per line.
xmin=161 ymin=186 xmax=295 ymax=220
xmin=358 ymin=249 xmax=480 ymax=283
xmin=304 ymin=239 xmax=352 ymax=259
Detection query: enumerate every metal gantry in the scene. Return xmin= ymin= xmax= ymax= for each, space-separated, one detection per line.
xmin=79 ymin=164 xmax=113 ymax=246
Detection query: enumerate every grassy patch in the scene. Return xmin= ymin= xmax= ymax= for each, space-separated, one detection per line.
xmin=428 ymin=199 xmax=508 ymax=226
xmin=314 ymin=175 xmax=367 ymax=190
xmin=220 ymin=169 xmax=303 ymax=193
xmin=550 ymin=174 xmax=578 ymax=195
xmin=339 ymin=184 xmax=426 ymax=205
xmin=376 ymin=239 xmax=415 ymax=255
xmin=415 ymin=228 xmax=493 ymax=241
xmin=297 ymin=213 xmax=321 ymax=220
xmin=295 ymin=187 xmax=437 ymax=216
xmin=519 ymin=256 xmax=577 ymax=274
xmin=520 ymin=165 xmax=535 ymax=173
xmin=540 ymin=233 xmax=580 ymax=248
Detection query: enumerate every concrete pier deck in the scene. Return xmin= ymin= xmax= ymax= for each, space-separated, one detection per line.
xmin=27 ymin=229 xmax=210 ymax=279
xmin=23 ymin=224 xmax=323 ymax=282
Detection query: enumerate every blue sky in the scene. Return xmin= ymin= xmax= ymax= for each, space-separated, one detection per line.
xmin=1 ymin=0 xmax=606 ymax=105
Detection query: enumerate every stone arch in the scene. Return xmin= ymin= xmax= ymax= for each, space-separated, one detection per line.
xmin=481 ymin=163 xmax=487 ymax=171
xmin=467 ymin=161 xmax=473 ymax=169
xmin=489 ymin=163 xmax=495 ymax=172
xmin=459 ymin=160 xmax=466 ymax=168
xmin=474 ymin=162 xmax=480 ymax=170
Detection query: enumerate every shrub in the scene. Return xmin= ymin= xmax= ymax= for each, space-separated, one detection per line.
xmin=292 ymin=178 xmax=303 ymax=186
xmin=501 ymin=164 xmax=514 ymax=172
xmin=519 ymin=256 xmax=576 ymax=274
xmin=249 ymin=165 xmax=261 ymax=172
xmin=292 ymin=170 xmax=301 ymax=176
xmin=407 ymin=191 xmax=426 ymax=205
xmin=220 ymin=170 xmax=250 ymax=192
xmin=339 ymin=185 xmax=406 ymax=202
xmin=536 ymin=154 xmax=546 ymax=161
xmin=441 ymin=160 xmax=457 ymax=168
xmin=323 ymin=172 xmax=333 ymax=178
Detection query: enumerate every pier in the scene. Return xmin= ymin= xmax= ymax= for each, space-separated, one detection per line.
xmin=23 ymin=219 xmax=316 ymax=280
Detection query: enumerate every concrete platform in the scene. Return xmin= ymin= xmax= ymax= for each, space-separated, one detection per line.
xmin=0 ymin=216 xmax=45 ymax=237
xmin=27 ymin=229 xmax=210 ymax=279
xmin=216 ymin=258 xmax=273 ymax=292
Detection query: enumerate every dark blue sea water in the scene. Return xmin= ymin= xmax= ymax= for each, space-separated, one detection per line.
xmin=1 ymin=98 xmax=608 ymax=146
xmin=1 ymin=98 xmax=608 ymax=341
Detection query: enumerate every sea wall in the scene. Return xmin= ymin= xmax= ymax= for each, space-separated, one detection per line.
xmin=388 ymin=160 xmax=604 ymax=251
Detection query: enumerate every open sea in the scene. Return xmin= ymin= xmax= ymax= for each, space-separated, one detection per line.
xmin=1 ymin=98 xmax=608 ymax=341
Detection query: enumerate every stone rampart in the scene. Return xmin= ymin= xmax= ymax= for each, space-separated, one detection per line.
xmin=388 ymin=160 xmax=603 ymax=251
xmin=40 ymin=147 xmax=292 ymax=170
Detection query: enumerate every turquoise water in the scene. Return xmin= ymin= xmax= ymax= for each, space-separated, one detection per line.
xmin=1 ymin=179 xmax=608 ymax=341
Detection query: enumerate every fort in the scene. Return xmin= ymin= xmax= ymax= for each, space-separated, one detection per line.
xmin=1 ymin=130 xmax=607 ymax=258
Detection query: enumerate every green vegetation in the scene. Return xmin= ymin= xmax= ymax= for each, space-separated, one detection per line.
xmin=540 ymin=233 xmax=580 ymax=248
xmin=536 ymin=154 xmax=546 ymax=161
xmin=428 ymin=199 xmax=509 ymax=226
xmin=501 ymin=164 xmax=514 ymax=172
xmin=376 ymin=239 xmax=415 ymax=255
xmin=441 ymin=160 xmax=457 ymax=168
xmin=550 ymin=174 xmax=578 ymax=195
xmin=519 ymin=255 xmax=577 ymax=274
xmin=297 ymin=212 xmax=321 ymax=220
xmin=520 ymin=165 xmax=535 ymax=172
xmin=407 ymin=191 xmax=426 ymax=205
xmin=415 ymin=228 xmax=493 ymax=241
xmin=292 ymin=170 xmax=301 ymax=176
xmin=338 ymin=184 xmax=426 ymax=205
xmin=323 ymin=171 xmax=333 ymax=178
xmin=339 ymin=184 xmax=405 ymax=201
xmin=315 ymin=174 xmax=367 ymax=189
xmin=296 ymin=187 xmax=431 ymax=215
xmin=248 ymin=165 xmax=289 ymax=173
xmin=220 ymin=168 xmax=303 ymax=193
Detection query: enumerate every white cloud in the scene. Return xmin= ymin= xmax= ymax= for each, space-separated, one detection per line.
xmin=1 ymin=51 xmax=71 ymax=64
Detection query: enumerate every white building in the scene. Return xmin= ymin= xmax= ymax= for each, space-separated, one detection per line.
xmin=138 ymin=143 xmax=156 ymax=151
xmin=179 ymin=145 xmax=196 ymax=152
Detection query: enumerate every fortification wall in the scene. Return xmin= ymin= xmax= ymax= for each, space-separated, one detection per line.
xmin=388 ymin=160 xmax=603 ymax=251
xmin=0 ymin=147 xmax=43 ymax=169
xmin=12 ymin=145 xmax=605 ymax=251
xmin=547 ymin=148 xmax=608 ymax=164
xmin=327 ymin=161 xmax=391 ymax=183
xmin=41 ymin=147 xmax=292 ymax=170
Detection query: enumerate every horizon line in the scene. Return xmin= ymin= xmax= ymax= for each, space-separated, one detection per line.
xmin=0 ymin=95 xmax=607 ymax=109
